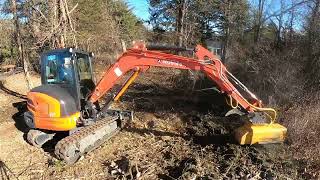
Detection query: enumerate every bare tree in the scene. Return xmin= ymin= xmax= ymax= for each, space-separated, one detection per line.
xmin=10 ymin=0 xmax=33 ymax=89
xmin=221 ymin=0 xmax=232 ymax=62
xmin=270 ymin=0 xmax=285 ymax=48
xmin=48 ymin=0 xmax=77 ymax=49
xmin=177 ymin=0 xmax=187 ymax=46
xmin=253 ymin=0 xmax=265 ymax=43
xmin=287 ymin=0 xmax=296 ymax=44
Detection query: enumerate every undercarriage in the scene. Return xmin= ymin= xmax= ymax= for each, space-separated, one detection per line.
xmin=26 ymin=110 xmax=132 ymax=164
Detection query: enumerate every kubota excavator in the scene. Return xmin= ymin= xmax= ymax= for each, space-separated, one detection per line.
xmin=24 ymin=41 xmax=287 ymax=164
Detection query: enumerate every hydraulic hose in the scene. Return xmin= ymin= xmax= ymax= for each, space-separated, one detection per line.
xmin=227 ymin=95 xmax=277 ymax=124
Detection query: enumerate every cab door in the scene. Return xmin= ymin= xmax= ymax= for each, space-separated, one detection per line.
xmin=74 ymin=52 xmax=95 ymax=100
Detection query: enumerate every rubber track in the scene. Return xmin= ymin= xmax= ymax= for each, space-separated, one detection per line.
xmin=55 ymin=116 xmax=120 ymax=163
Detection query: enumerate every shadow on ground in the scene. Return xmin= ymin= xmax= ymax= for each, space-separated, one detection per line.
xmin=121 ymin=82 xmax=245 ymax=147
xmin=121 ymin=82 xmax=231 ymax=115
xmin=11 ymin=101 xmax=62 ymax=157
xmin=0 ymin=81 xmax=27 ymax=99
xmin=124 ymin=125 xmax=237 ymax=147
xmin=0 ymin=160 xmax=16 ymax=180
xmin=12 ymin=101 xmax=29 ymax=133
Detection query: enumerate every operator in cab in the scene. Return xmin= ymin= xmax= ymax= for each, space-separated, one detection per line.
xmin=58 ymin=57 xmax=73 ymax=83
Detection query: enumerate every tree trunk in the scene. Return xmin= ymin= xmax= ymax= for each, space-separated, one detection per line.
xmin=177 ymin=0 xmax=187 ymax=47
xmin=59 ymin=0 xmax=67 ymax=48
xmin=306 ymin=0 xmax=320 ymax=72
xmin=10 ymin=0 xmax=33 ymax=90
xmin=48 ymin=0 xmax=58 ymax=48
xmin=275 ymin=0 xmax=284 ymax=49
xmin=287 ymin=0 xmax=295 ymax=45
xmin=254 ymin=0 xmax=265 ymax=43
xmin=30 ymin=0 xmax=41 ymax=42
xmin=308 ymin=0 xmax=320 ymax=48
xmin=222 ymin=0 xmax=232 ymax=63
xmin=48 ymin=0 xmax=76 ymax=49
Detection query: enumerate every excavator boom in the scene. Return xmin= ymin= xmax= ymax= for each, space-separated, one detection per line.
xmin=90 ymin=43 xmax=255 ymax=110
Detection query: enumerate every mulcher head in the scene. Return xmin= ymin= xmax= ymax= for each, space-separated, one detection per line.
xmin=226 ymin=110 xmax=287 ymax=145
xmin=234 ymin=123 xmax=287 ymax=145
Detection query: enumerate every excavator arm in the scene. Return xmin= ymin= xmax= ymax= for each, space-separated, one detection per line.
xmin=90 ymin=42 xmax=270 ymax=117
xmin=89 ymin=42 xmax=286 ymax=145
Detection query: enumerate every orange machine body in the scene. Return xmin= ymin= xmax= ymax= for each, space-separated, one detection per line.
xmin=27 ymin=92 xmax=79 ymax=131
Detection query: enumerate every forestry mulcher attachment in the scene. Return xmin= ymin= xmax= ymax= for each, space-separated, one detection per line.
xmin=24 ymin=42 xmax=287 ymax=164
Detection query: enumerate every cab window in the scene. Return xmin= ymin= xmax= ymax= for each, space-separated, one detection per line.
xmin=76 ymin=53 xmax=92 ymax=81
xmin=75 ymin=53 xmax=95 ymax=98
xmin=44 ymin=53 xmax=75 ymax=85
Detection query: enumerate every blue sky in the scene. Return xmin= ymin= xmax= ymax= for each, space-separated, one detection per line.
xmin=125 ymin=0 xmax=306 ymax=30
xmin=125 ymin=0 xmax=288 ymax=21
xmin=0 ymin=0 xmax=307 ymax=30
xmin=0 ymin=0 xmax=151 ymax=20
xmin=125 ymin=0 xmax=150 ymax=21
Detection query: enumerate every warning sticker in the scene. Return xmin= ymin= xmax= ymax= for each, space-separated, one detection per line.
xmin=114 ymin=67 xmax=123 ymax=77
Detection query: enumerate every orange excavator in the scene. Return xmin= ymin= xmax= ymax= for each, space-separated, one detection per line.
xmin=24 ymin=42 xmax=287 ymax=164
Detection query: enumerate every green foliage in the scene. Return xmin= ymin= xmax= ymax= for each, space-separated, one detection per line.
xmin=0 ymin=19 xmax=15 ymax=64
xmin=53 ymin=159 xmax=65 ymax=172
xmin=149 ymin=0 xmax=179 ymax=30
xmin=149 ymin=0 xmax=249 ymax=46
xmin=73 ymin=0 xmax=145 ymax=55
xmin=74 ymin=0 xmax=106 ymax=33
xmin=107 ymin=0 xmax=144 ymax=43
xmin=72 ymin=0 xmax=110 ymax=52
xmin=0 ymin=48 xmax=11 ymax=58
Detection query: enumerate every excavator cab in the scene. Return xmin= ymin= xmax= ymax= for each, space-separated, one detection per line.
xmin=24 ymin=48 xmax=95 ymax=132
xmin=41 ymin=48 xmax=95 ymax=105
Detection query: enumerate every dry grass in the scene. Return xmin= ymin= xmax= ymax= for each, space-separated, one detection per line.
xmin=282 ymin=94 xmax=320 ymax=178
xmin=226 ymin=42 xmax=320 ymax=179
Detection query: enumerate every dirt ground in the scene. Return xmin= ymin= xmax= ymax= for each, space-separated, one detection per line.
xmin=0 ymin=70 xmax=310 ymax=179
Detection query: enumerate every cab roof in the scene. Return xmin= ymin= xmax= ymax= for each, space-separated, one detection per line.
xmin=42 ymin=48 xmax=89 ymax=55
